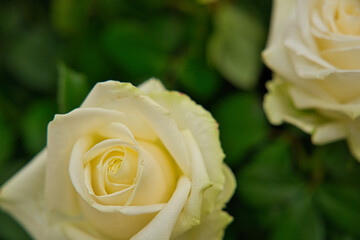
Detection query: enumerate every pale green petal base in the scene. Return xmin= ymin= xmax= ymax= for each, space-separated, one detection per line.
xmin=175 ymin=210 xmax=233 ymax=240
xmin=264 ymin=77 xmax=360 ymax=161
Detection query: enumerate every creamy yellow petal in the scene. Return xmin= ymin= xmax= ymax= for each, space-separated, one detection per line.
xmin=264 ymin=78 xmax=328 ymax=133
xmin=79 ymin=196 xmax=160 ymax=240
xmin=80 ymin=81 xmax=191 ymax=176
xmin=346 ymin=122 xmax=360 ymax=161
xmin=131 ymin=176 xmax=191 ymax=240
xmin=171 ymin=130 xmax=212 ymax=238
xmin=0 ymin=150 xmax=65 ymax=240
xmin=147 ymin=91 xmax=226 ymax=201
xmin=138 ymin=78 xmax=166 ymax=94
xmin=46 ymin=108 xmax=132 ymax=215
xmin=312 ymin=122 xmax=347 ymax=144
xmin=175 ymin=210 xmax=233 ymax=240
xmin=129 ymin=143 xmax=176 ymax=206
xmin=215 ymin=164 xmax=236 ymax=210
xmin=62 ymin=223 xmax=103 ymax=240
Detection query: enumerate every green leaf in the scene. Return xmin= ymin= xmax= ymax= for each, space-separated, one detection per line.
xmin=330 ymin=234 xmax=356 ymax=240
xmin=0 ymin=210 xmax=31 ymax=240
xmin=58 ymin=63 xmax=89 ymax=113
xmin=7 ymin=26 xmax=58 ymax=92
xmin=208 ymin=3 xmax=265 ymax=90
xmin=149 ymin=16 xmax=184 ymax=53
xmin=317 ymin=142 xmax=360 ymax=184
xmin=51 ymin=0 xmax=92 ymax=36
xmin=329 ymin=233 xmax=357 ymax=240
xmin=0 ymin=114 xmax=15 ymax=167
xmin=212 ymin=92 xmax=268 ymax=165
xmin=22 ymin=100 xmax=56 ymax=156
xmin=271 ymin=195 xmax=325 ymax=240
xmin=0 ymin=3 xmax=23 ymax=36
xmin=74 ymin=38 xmax=112 ymax=83
xmin=238 ymin=140 xmax=304 ymax=207
xmin=317 ymin=184 xmax=360 ymax=236
xmin=102 ymin=21 xmax=169 ymax=79
xmin=177 ymin=57 xmax=220 ymax=101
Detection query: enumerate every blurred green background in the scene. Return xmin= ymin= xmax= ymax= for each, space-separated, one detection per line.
xmin=1 ymin=0 xmax=360 ymax=239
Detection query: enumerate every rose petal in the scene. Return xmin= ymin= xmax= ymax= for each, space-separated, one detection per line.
xmin=312 ymin=122 xmax=347 ymax=144
xmin=79 ymin=197 xmax=161 ymax=239
xmin=175 ymin=210 xmax=233 ymax=240
xmin=264 ymin=78 xmax=329 ymax=134
xmin=296 ymin=0 xmax=318 ymax=51
xmin=80 ymin=81 xmax=191 ymax=176
xmin=83 ymin=139 xmax=137 ymax=165
xmin=0 ymin=150 xmax=64 ymax=239
xmin=97 ymin=122 xmax=137 ymax=145
xmin=285 ymin=26 xmax=336 ymax=79
xmin=321 ymin=46 xmax=360 ymax=69
xmin=320 ymin=0 xmax=340 ymax=34
xmin=215 ymin=164 xmax=237 ymax=210
xmin=138 ymin=78 xmax=166 ymax=94
xmin=171 ymin=130 xmax=212 ymax=238
xmin=62 ymin=223 xmax=102 ymax=240
xmin=147 ymin=91 xmax=226 ymax=203
xmin=346 ymin=122 xmax=360 ymax=160
xmin=131 ymin=176 xmax=191 ymax=240
xmin=262 ymin=0 xmax=300 ymax=82
xmin=130 ymin=141 xmax=177 ymax=206
xmin=47 ymin=108 xmax=146 ymax=215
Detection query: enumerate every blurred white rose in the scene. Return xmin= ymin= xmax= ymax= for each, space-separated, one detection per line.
xmin=0 ymin=79 xmax=235 ymax=240
xmin=263 ymin=0 xmax=360 ymax=160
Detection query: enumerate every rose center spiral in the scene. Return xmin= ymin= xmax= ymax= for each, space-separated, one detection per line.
xmin=335 ymin=0 xmax=360 ymax=35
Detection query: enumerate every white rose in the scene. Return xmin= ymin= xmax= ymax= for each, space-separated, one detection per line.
xmin=263 ymin=0 xmax=360 ymax=160
xmin=0 ymin=79 xmax=235 ymax=240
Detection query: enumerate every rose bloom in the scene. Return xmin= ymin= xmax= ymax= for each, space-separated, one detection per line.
xmin=0 ymin=79 xmax=235 ymax=240
xmin=263 ymin=0 xmax=360 ymax=160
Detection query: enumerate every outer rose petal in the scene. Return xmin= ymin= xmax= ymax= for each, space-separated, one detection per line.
xmin=138 ymin=78 xmax=166 ymax=94
xmin=132 ymin=176 xmax=191 ymax=240
xmin=215 ymin=164 xmax=236 ymax=210
xmin=0 ymin=150 xmax=64 ymax=240
xmin=262 ymin=0 xmax=300 ymax=82
xmin=174 ymin=211 xmax=233 ymax=240
xmin=140 ymin=80 xmax=235 ymax=237
xmin=347 ymin=123 xmax=360 ymax=161
xmin=144 ymin=84 xmax=226 ymax=202
xmin=174 ymin=164 xmax=235 ymax=239
xmin=63 ymin=223 xmax=103 ymax=240
xmin=264 ymin=77 xmax=348 ymax=145
xmin=175 ymin=163 xmax=235 ymax=240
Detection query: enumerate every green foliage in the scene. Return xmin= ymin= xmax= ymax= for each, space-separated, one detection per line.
xmin=102 ymin=21 xmax=170 ymax=80
xmin=6 ymin=26 xmax=58 ymax=92
xmin=176 ymin=56 xmax=220 ymax=101
xmin=271 ymin=195 xmax=325 ymax=240
xmin=51 ymin=0 xmax=92 ymax=36
xmin=58 ymin=62 xmax=90 ymax=113
xmin=237 ymin=138 xmax=360 ymax=239
xmin=0 ymin=211 xmax=31 ymax=240
xmin=208 ymin=3 xmax=266 ymax=90
xmin=238 ymin=140 xmax=304 ymax=207
xmin=213 ymin=92 xmax=268 ymax=165
xmin=22 ymin=101 xmax=56 ymax=156
xmin=317 ymin=184 xmax=360 ymax=236
xmin=0 ymin=114 xmax=15 ymax=167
